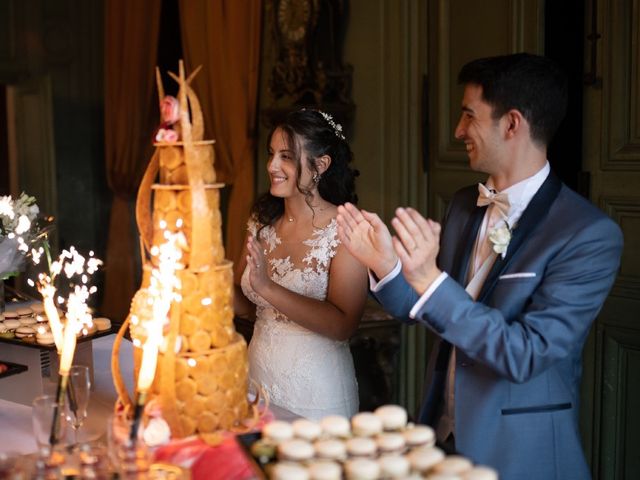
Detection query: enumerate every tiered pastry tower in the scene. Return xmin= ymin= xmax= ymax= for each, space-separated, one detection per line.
xmin=112 ymin=62 xmax=249 ymax=438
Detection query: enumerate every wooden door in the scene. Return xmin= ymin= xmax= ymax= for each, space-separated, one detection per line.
xmin=581 ymin=0 xmax=640 ymax=478
xmin=425 ymin=0 xmax=543 ymax=222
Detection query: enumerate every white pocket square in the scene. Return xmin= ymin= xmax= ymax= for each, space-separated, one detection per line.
xmin=499 ymin=272 xmax=537 ymax=279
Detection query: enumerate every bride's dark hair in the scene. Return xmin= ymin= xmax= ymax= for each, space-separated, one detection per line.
xmin=252 ymin=109 xmax=359 ymax=227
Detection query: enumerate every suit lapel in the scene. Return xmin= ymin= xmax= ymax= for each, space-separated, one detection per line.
xmin=450 ymin=204 xmax=487 ymax=284
xmin=478 ymin=172 xmax=563 ymax=302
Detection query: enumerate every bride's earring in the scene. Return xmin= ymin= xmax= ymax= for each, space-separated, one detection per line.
xmin=313 ymin=173 xmax=321 ymax=184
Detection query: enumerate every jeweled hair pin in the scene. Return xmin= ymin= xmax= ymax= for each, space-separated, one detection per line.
xmin=317 ymin=110 xmax=346 ymax=140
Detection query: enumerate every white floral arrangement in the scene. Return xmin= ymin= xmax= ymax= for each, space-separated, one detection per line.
xmin=488 ymin=221 xmax=512 ymax=258
xmin=0 ymin=192 xmax=48 ymax=280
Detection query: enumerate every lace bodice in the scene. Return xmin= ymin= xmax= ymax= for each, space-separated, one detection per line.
xmin=241 ymin=216 xmax=340 ymax=324
xmin=241 ymin=216 xmax=358 ymax=419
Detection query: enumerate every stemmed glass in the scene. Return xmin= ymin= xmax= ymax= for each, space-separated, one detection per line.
xmin=65 ymin=365 xmax=91 ymax=446
xmin=32 ymin=394 xmax=67 ymax=460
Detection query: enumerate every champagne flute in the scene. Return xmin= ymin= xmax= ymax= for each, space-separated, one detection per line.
xmin=32 ymin=394 xmax=66 ymax=456
xmin=66 ymin=365 xmax=91 ymax=446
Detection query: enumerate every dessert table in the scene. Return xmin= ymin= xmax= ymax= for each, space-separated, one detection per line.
xmin=0 ymin=332 xmax=135 ymax=455
xmin=0 ymin=332 xmax=295 ymax=479
xmin=0 ymin=329 xmax=114 ymax=406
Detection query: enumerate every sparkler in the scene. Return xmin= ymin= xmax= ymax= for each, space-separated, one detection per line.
xmin=30 ymin=247 xmax=103 ymax=446
xmin=129 ymin=228 xmax=183 ymax=444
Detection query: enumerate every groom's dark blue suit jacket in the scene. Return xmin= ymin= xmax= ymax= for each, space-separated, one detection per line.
xmin=374 ymin=172 xmax=623 ymax=479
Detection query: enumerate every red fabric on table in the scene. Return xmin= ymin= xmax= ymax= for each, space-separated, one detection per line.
xmin=153 ymin=408 xmax=275 ymax=480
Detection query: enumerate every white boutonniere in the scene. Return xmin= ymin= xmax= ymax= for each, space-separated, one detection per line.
xmin=488 ymin=221 xmax=513 ymax=258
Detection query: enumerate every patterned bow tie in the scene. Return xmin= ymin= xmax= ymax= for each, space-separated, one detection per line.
xmin=477 ymin=183 xmax=510 ymax=219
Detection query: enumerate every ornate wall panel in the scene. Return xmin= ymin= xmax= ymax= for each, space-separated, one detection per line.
xmin=582 ymin=1 xmax=640 ymax=476
xmin=602 ymin=196 xmax=640 ymax=300
xmin=432 ymin=0 xmax=543 ymax=170
xmin=601 ymin=0 xmax=640 ymax=169
xmin=434 ymin=193 xmax=451 ymax=223
xmin=597 ymin=327 xmax=640 ymax=479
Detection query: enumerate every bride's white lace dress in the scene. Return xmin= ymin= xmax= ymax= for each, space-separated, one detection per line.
xmin=241 ymin=216 xmax=359 ymax=420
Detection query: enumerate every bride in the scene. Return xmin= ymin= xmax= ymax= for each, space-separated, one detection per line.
xmin=234 ymin=109 xmax=367 ymax=420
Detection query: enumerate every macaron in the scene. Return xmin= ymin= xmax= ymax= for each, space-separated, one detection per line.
xmin=320 ymin=415 xmax=351 ymax=438
xmin=19 ymin=317 xmax=37 ymax=326
xmin=3 ymin=311 xmax=18 ymax=321
xmin=270 ymin=462 xmax=310 ymax=480
xmin=374 ymin=404 xmax=408 ymax=431
xmin=293 ymin=418 xmax=322 ymax=441
xmin=35 ymin=324 xmax=51 ymax=334
xmin=376 ymin=432 xmax=405 ymax=454
xmin=82 ymin=323 xmax=98 ymax=336
xmin=403 ymin=424 xmax=435 ymax=448
xmin=432 ymin=455 xmax=473 ymax=475
xmin=93 ymin=317 xmax=112 ymax=331
xmin=277 ymin=439 xmax=315 ymax=462
xmin=307 ymin=460 xmax=342 ymax=480
xmin=30 ymin=303 xmax=45 ymax=315
xmin=351 ymin=412 xmax=382 ymax=437
xmin=462 ymin=466 xmax=499 ymax=480
xmin=378 ymin=454 xmax=410 ymax=478
xmin=408 ymin=446 xmax=446 ymax=473
xmin=36 ymin=331 xmax=55 ymax=346
xmin=263 ymin=420 xmax=294 ymax=443
xmin=14 ymin=326 xmax=36 ymax=338
xmin=345 ymin=437 xmax=377 ymax=457
xmin=314 ymin=439 xmax=347 ymax=461
xmin=15 ymin=326 xmax=36 ymax=343
xmin=344 ymin=458 xmax=380 ymax=480
xmin=3 ymin=319 xmax=21 ymax=330
xmin=16 ymin=307 xmax=33 ymax=318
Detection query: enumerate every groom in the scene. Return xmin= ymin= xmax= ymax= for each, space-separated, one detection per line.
xmin=337 ymin=53 xmax=623 ymax=479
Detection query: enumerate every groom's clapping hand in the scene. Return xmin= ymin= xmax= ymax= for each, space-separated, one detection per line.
xmin=391 ymin=207 xmax=442 ymax=296
xmin=336 ymin=203 xmax=397 ymax=279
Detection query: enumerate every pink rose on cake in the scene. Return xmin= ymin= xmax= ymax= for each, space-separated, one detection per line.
xmin=155 ymin=128 xmax=179 ymax=143
xmin=155 ymin=96 xmax=181 ymax=143
xmin=160 ymin=96 xmax=180 ymax=125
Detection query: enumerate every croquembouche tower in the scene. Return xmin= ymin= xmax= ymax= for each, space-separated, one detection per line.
xmin=112 ymin=61 xmax=250 ymax=439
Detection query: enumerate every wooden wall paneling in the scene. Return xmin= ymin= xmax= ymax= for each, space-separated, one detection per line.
xmin=427 ymin=0 xmax=543 ymax=219
xmin=597 ymin=326 xmax=640 ymax=479
xmin=582 ymin=0 xmax=640 ymax=477
xmin=344 ymin=0 xmax=428 ymax=415
xmin=601 ymin=0 xmax=640 ymax=169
